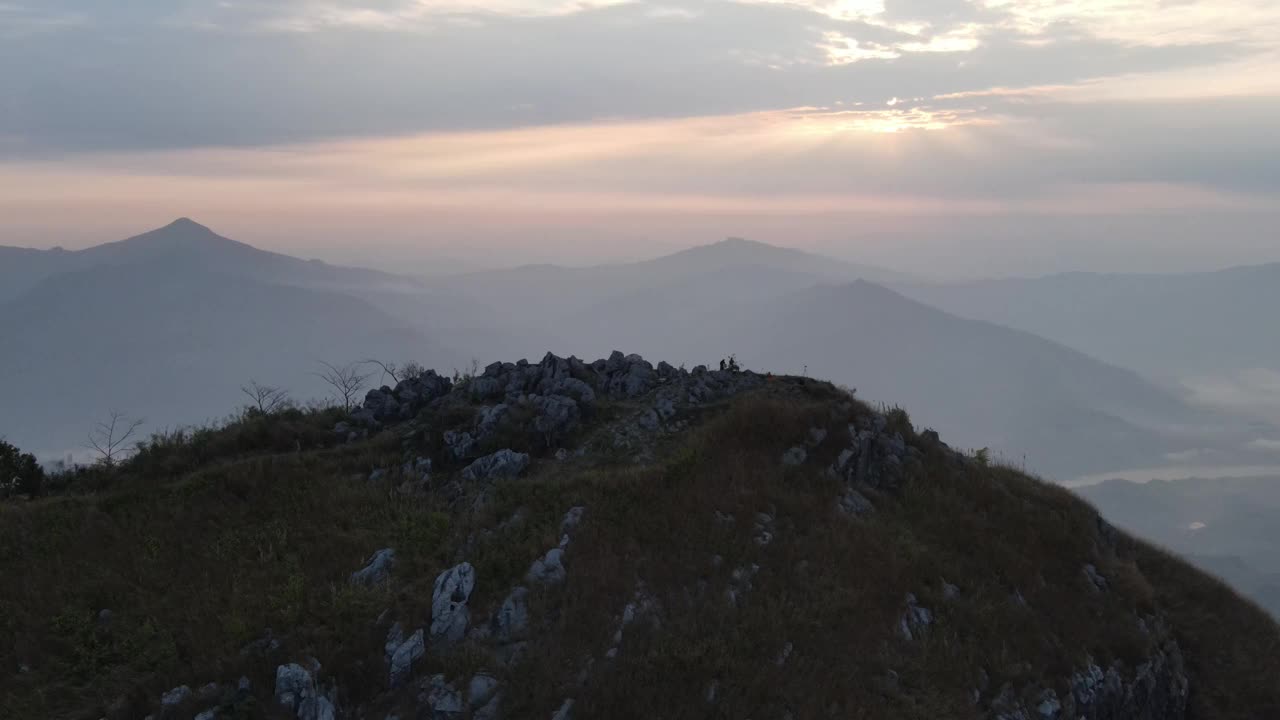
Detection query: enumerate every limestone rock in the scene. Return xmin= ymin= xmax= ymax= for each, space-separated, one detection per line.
xmin=431 ymin=562 xmax=477 ymax=644
xmin=350 ymin=548 xmax=396 ymax=586
xmin=462 ymin=450 xmax=530 ymax=482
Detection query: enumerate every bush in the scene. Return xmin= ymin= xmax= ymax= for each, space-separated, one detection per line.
xmin=0 ymin=438 xmax=45 ymax=496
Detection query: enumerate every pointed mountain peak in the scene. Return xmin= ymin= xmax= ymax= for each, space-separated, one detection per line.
xmin=128 ymin=217 xmax=230 ymax=247
xmin=164 ymin=217 xmax=210 ymax=232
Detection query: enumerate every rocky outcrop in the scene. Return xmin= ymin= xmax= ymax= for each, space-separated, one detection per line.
xmin=350 ymin=548 xmax=395 ymax=586
xmin=388 ymin=628 xmax=425 ymax=688
xmin=462 ymin=449 xmax=530 ymax=482
xmin=353 ymin=370 xmax=453 ymax=426
xmin=431 ymin=562 xmax=477 ymax=644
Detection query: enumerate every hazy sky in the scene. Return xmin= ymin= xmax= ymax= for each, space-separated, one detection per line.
xmin=1 ymin=0 xmax=1277 ymax=276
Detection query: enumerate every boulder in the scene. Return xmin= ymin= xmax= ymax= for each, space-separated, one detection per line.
xmin=431 ymin=562 xmax=477 ymax=644
xmin=560 ymin=507 xmax=586 ymax=535
xmin=462 ymin=450 xmax=530 ymax=482
xmin=899 ymin=593 xmax=933 ymax=641
xmin=532 ymin=394 xmax=580 ymax=439
xmin=781 ymin=447 xmax=807 ymax=466
xmin=444 ymin=430 xmax=476 ymax=461
xmin=394 ymin=370 xmax=452 ymax=407
xmin=1083 ymin=564 xmax=1109 ymax=592
xmin=838 ymin=489 xmax=875 ymax=517
xmin=493 ymin=586 xmax=530 ymax=642
xmin=160 ymin=685 xmax=192 ymax=708
xmin=547 ymin=377 xmax=595 ymax=405
xmin=274 ymin=663 xmax=315 ymax=711
xmin=420 ymin=675 xmax=464 ymax=717
xmin=468 ymin=376 xmax=504 ymax=402
xmin=526 ymin=548 xmax=566 ymax=585
xmin=388 ymin=629 xmax=425 ymax=688
xmin=298 ymin=696 xmax=336 ymax=720
xmin=350 ymin=548 xmax=396 ymax=586
xmin=551 ymin=699 xmax=575 ymax=720
xmin=474 ymin=404 xmax=510 ymax=442
xmin=469 ymin=673 xmax=500 ymax=707
xmin=361 ymin=386 xmax=401 ymax=423
xmin=384 ymin=622 xmax=404 ymax=664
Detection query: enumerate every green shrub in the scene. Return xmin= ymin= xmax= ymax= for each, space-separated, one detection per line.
xmin=0 ymin=438 xmax=45 ymax=497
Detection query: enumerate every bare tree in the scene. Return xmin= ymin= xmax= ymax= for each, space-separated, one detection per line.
xmin=241 ymin=380 xmax=292 ymax=414
xmin=86 ymin=410 xmax=144 ymax=467
xmin=362 ymin=358 xmax=402 ymax=385
xmin=314 ymin=361 xmax=372 ymax=411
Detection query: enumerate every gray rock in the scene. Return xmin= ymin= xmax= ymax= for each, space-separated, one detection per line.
xmin=298 ymin=696 xmax=336 ymax=720
xmin=350 ymin=547 xmax=396 ymax=586
xmin=421 ymin=675 xmax=464 ymax=717
xmin=196 ymin=682 xmax=221 ymax=702
xmin=462 ymin=450 xmax=530 ymax=482
xmin=1036 ymin=689 xmax=1062 ymax=719
xmin=444 ymin=430 xmax=476 ymax=461
xmin=274 ymin=663 xmax=315 ymax=711
xmin=469 ymin=673 xmax=500 ymax=707
xmin=393 ymin=370 xmax=452 ymax=408
xmin=838 ymin=489 xmax=875 ymax=517
xmin=775 ymin=641 xmax=794 ymax=666
xmin=652 ymin=397 xmax=677 ymax=424
xmin=474 ymin=404 xmax=511 ymax=441
xmin=384 ymin=622 xmax=404 ymax=663
xmin=899 ymin=593 xmax=933 ymax=641
xmin=493 ymin=586 xmax=530 ymax=642
xmin=781 ymin=447 xmax=807 ymax=466
xmin=526 ymin=548 xmax=566 ymax=585
xmin=160 ymin=685 xmax=192 ymax=708
xmin=943 ymin=581 xmax=961 ymax=600
xmin=834 ymin=447 xmax=855 ymax=472
xmin=194 ymin=710 xmax=218 ymax=720
xmin=550 ymin=699 xmax=575 ymax=720
xmin=807 ymin=427 xmax=828 ymax=446
xmin=431 ymin=562 xmax=477 ymax=643
xmin=547 ymin=377 xmax=596 ymax=405
xmin=474 ymin=693 xmax=502 ymax=720
xmin=469 ymin=376 xmax=504 ymax=401
xmin=389 ymin=628 xmax=425 ymax=688
xmin=635 ymin=409 xmax=660 ymax=432
xmin=532 ymin=394 xmax=581 ymax=439
xmin=1084 ymin=563 xmax=1109 ymax=592
xmin=560 ymin=506 xmax=586 ymax=535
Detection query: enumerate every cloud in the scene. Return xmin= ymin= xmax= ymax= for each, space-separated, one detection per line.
xmin=2 ymin=0 xmax=1278 ymax=269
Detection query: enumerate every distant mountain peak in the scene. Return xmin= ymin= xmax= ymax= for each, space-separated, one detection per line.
xmin=164 ymin=217 xmax=210 ymax=232
xmin=117 ymin=217 xmax=240 ymax=251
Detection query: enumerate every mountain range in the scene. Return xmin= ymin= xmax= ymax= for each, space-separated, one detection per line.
xmin=0 ymin=219 xmax=1273 ymax=481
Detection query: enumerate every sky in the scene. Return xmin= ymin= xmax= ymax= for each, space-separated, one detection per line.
xmin=1 ymin=0 xmax=1278 ymax=276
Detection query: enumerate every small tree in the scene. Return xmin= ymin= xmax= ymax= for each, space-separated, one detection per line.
xmin=241 ymin=380 xmax=292 ymax=414
xmin=0 ymin=438 xmax=45 ymax=497
xmin=86 ymin=410 xmax=144 ymax=467
xmin=314 ymin=361 xmax=371 ymax=411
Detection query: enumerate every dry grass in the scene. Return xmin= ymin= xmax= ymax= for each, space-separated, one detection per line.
xmin=1 ymin=379 xmax=1277 ymax=719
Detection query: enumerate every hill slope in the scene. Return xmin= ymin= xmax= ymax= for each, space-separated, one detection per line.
xmin=2 ymin=353 xmax=1277 ymax=720
xmin=1079 ymin=474 xmax=1280 ymax=618
xmin=0 ymin=260 xmax=455 ymax=457
xmin=557 ymin=279 xmax=1235 ymax=478
xmin=895 ymin=264 xmax=1280 ymax=379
